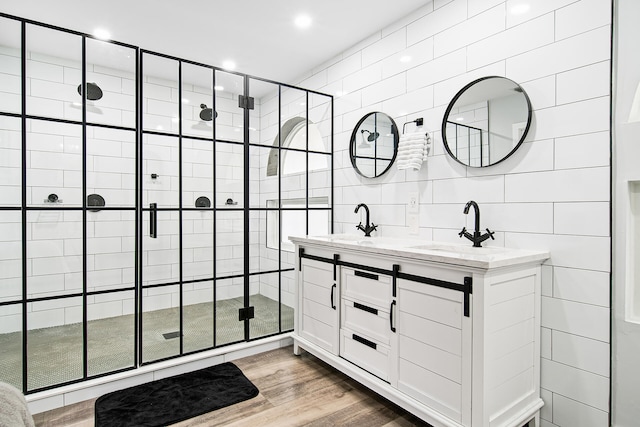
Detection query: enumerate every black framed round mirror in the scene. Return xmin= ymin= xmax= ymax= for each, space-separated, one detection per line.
xmin=350 ymin=112 xmax=399 ymax=178
xmin=442 ymin=76 xmax=532 ymax=168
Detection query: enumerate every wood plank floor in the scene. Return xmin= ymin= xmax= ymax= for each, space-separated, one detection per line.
xmin=33 ymin=346 xmax=431 ymax=427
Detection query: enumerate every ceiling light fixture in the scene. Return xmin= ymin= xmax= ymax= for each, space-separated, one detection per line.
xmin=222 ymin=60 xmax=236 ymax=70
xmin=400 ymin=55 xmax=412 ymax=63
xmin=294 ymin=14 xmax=312 ymax=29
xmin=93 ymin=28 xmax=111 ymax=40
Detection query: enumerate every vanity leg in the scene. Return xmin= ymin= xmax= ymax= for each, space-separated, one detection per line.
xmin=293 ymin=341 xmax=301 ymax=356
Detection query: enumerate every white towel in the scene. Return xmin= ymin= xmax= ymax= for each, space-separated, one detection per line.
xmin=396 ymin=131 xmax=431 ymax=171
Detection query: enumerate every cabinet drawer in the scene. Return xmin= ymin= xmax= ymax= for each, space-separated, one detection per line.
xmin=342 ymin=267 xmax=391 ymax=309
xmin=340 ymin=328 xmax=391 ymax=382
xmin=341 ymin=299 xmax=391 ymax=346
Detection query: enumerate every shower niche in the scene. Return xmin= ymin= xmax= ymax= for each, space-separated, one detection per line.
xmin=0 ymin=13 xmax=332 ymax=394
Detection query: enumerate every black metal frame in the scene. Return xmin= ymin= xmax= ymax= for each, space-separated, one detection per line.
xmin=441 ymin=75 xmax=532 ymax=168
xmin=445 ymin=121 xmax=485 ymax=166
xmin=0 ymin=12 xmax=333 ymax=394
xmin=349 ymin=111 xmax=399 ymax=178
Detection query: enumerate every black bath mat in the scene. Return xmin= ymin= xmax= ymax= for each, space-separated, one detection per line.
xmin=94 ymin=362 xmax=258 ymax=427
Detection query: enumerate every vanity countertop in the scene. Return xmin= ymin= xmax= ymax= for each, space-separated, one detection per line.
xmin=290 ymin=234 xmax=549 ymax=270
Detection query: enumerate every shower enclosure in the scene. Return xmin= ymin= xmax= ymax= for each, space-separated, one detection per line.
xmin=0 ymin=13 xmax=332 ymax=394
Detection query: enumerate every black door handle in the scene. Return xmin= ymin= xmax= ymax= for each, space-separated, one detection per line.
xmin=390 ymin=300 xmax=396 ymax=333
xmin=149 ymin=203 xmax=157 ymax=238
xmin=330 ymin=284 xmax=336 ymax=310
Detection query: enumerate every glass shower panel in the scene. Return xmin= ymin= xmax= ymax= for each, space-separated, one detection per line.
xmin=248 ymin=78 xmax=278 ymax=146
xmin=0 ymin=116 xmax=21 ymax=207
xmin=216 ymin=140 xmax=243 ymax=209
xmin=142 ymin=53 xmax=179 ymax=134
xmin=249 ymin=209 xmax=277 ymax=274
xmin=182 ymin=63 xmax=213 ymax=139
xmin=0 ymin=211 xmax=21 ymax=303
xmin=0 ymin=303 xmax=22 ymax=390
xmin=215 ymin=210 xmax=244 ymax=278
xmin=183 ymin=137 xmax=214 ymax=212
xmin=85 ymin=38 xmax=136 ymax=128
xmin=26 ymin=24 xmax=82 ymax=122
xmin=87 ymin=210 xmax=135 ymax=292
xmin=142 ymin=210 xmax=180 ymax=286
xmin=27 ymin=295 xmax=83 ymax=390
xmin=87 ymin=289 xmax=135 ymax=376
xmin=214 ymin=71 xmax=244 ymax=143
xmin=0 ymin=16 xmax=21 ymax=114
xmin=27 ymin=210 xmax=83 ymax=298
xmin=182 ymin=210 xmax=213 ymax=281
xmin=308 ymin=93 xmax=332 ymax=154
xmin=87 ymin=126 xmax=136 ymax=208
xmin=27 ymin=119 xmax=83 ymax=207
xmin=215 ymin=278 xmax=244 ymax=346
xmin=141 ymin=284 xmax=180 ymax=363
xmin=280 ymin=146 xmax=307 ymax=206
xmin=183 ymin=280 xmax=214 ymax=353
xmin=249 ymin=272 xmax=281 ymax=340
xmin=249 ymin=145 xmax=276 ymax=209
xmin=142 ymin=133 xmax=179 ymax=208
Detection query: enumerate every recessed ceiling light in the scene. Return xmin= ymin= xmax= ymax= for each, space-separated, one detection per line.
xmin=510 ymin=4 xmax=530 ymax=15
xmin=294 ymin=14 xmax=312 ymax=29
xmin=222 ymin=60 xmax=236 ymax=70
xmin=93 ymin=28 xmax=111 ymax=40
xmin=214 ymin=85 xmax=224 ymax=91
xmin=400 ymin=55 xmax=412 ymax=63
xmin=456 ymin=117 xmax=465 ymax=122
xmin=336 ymin=90 xmax=348 ymax=97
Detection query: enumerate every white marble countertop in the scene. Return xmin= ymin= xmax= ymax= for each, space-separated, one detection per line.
xmin=290 ymin=234 xmax=549 ymax=270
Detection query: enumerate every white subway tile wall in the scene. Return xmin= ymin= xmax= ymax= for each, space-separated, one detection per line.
xmin=292 ymin=0 xmax=611 ymax=424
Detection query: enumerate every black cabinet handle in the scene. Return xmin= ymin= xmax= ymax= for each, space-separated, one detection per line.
xmin=149 ymin=203 xmax=157 ymax=238
xmin=390 ymin=300 xmax=396 ymax=333
xmin=354 ymin=302 xmax=378 ymax=315
xmin=352 ymin=334 xmax=377 ymax=350
xmin=354 ymin=270 xmax=379 ymax=280
xmin=330 ymin=284 xmax=336 ymax=310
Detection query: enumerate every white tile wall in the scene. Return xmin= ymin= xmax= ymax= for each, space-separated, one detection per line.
xmin=289 ymin=0 xmax=612 ymax=424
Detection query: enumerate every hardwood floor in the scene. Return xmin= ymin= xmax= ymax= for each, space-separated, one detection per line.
xmin=33 ymin=346 xmax=431 ymax=427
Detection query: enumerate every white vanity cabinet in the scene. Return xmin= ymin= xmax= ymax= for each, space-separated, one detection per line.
xmin=297 ymin=249 xmax=339 ymax=355
xmin=291 ymin=236 xmax=549 ymax=427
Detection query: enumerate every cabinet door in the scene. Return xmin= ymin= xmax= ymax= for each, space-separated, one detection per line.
xmin=396 ymin=278 xmax=471 ymax=425
xmin=298 ymin=257 xmax=339 ymax=355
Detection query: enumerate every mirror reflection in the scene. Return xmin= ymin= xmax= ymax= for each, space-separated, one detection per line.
xmin=442 ymin=76 xmax=531 ymax=167
xmin=350 ymin=112 xmax=399 ymax=178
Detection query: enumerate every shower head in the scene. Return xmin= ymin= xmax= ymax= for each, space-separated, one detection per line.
xmin=77 ymin=82 xmax=103 ymax=101
xmin=361 ymin=129 xmax=380 ymax=142
xmin=199 ymin=104 xmax=218 ymax=121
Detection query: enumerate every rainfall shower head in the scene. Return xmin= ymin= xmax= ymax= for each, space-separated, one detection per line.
xmin=199 ymin=104 xmax=218 ymax=121
xmin=77 ymin=82 xmax=103 ymax=101
xmin=361 ymin=129 xmax=380 ymax=142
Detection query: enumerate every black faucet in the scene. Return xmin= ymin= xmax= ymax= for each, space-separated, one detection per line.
xmin=459 ymin=200 xmax=495 ymax=247
xmin=355 ymin=203 xmax=377 ymax=237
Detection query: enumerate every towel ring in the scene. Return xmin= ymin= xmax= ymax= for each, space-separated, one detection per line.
xmin=402 ymin=117 xmax=423 ymax=134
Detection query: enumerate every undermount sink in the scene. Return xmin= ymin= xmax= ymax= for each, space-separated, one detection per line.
xmin=409 ymin=243 xmax=507 ymax=255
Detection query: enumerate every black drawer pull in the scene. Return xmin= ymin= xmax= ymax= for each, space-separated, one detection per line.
xmin=330 ymin=284 xmax=336 ymax=310
xmin=354 ymin=302 xmax=378 ymax=315
xmin=390 ymin=300 xmax=396 ymax=333
xmin=352 ymin=334 xmax=377 ymax=350
xmin=354 ymin=270 xmax=379 ymax=281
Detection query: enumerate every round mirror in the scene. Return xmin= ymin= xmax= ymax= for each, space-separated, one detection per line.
xmin=442 ymin=76 xmax=531 ymax=167
xmin=350 ymin=112 xmax=399 ymax=178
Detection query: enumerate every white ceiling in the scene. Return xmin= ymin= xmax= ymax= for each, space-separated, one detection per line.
xmin=1 ymin=0 xmax=429 ymax=85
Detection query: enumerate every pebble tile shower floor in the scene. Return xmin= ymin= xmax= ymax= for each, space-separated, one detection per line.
xmin=0 ymin=295 xmax=294 ymax=391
